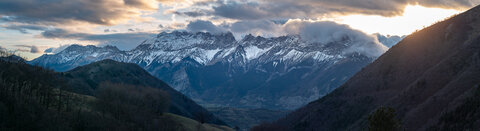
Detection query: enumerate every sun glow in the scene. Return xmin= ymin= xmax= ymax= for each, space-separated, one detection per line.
xmin=336 ymin=5 xmax=462 ymax=36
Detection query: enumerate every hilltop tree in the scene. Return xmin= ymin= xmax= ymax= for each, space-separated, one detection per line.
xmin=368 ymin=106 xmax=401 ymax=131
xmin=94 ymin=82 xmax=171 ymax=130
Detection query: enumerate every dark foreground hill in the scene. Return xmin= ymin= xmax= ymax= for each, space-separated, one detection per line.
xmin=255 ymin=4 xmax=480 ymax=131
xmin=0 ymin=57 xmax=230 ymax=130
xmin=63 ymin=59 xmax=226 ymax=125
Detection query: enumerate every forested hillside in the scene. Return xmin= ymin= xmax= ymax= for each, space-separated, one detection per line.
xmin=0 ymin=52 xmax=231 ymax=130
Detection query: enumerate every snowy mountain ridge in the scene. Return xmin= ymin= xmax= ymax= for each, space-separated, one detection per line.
xmin=34 ymin=31 xmax=389 ymax=68
xmin=127 ymin=31 xmax=379 ymax=67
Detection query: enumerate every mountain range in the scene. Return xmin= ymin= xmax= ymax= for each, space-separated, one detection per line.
xmin=30 ymin=32 xmax=402 ymax=110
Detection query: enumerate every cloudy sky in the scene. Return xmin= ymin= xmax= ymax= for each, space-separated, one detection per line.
xmin=0 ymin=0 xmax=478 ymax=60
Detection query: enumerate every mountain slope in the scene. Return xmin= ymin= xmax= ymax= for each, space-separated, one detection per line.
xmin=30 ymin=31 xmax=396 ymax=110
xmin=258 ymin=5 xmax=480 ymax=131
xmin=63 ymin=59 xmax=226 ymax=125
xmin=0 ymin=56 xmax=231 ymax=130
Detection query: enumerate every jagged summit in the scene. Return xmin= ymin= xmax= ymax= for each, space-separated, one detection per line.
xmin=141 ymin=31 xmax=237 ymax=51
xmin=58 ymin=44 xmax=121 ymax=54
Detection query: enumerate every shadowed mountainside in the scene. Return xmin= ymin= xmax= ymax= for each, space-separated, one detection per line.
xmin=63 ymin=59 xmax=226 ymax=125
xmin=0 ymin=56 xmax=231 ymax=130
xmin=255 ymin=4 xmax=480 ymax=131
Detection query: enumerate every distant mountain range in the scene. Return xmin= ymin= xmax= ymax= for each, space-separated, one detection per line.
xmin=257 ymin=5 xmax=480 ymax=131
xmin=30 ymin=32 xmax=402 ymax=110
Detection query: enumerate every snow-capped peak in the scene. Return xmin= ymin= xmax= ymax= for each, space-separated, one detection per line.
xmin=138 ymin=31 xmax=236 ymax=51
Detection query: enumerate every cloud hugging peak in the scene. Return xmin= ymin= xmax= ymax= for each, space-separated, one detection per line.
xmin=284 ymin=20 xmax=388 ymax=57
xmin=185 ymin=19 xmax=387 ymax=57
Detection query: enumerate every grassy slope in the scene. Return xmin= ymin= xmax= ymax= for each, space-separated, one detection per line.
xmin=208 ymin=107 xmax=289 ymax=130
xmin=74 ymin=92 xmax=234 ymax=131
xmin=165 ymin=113 xmax=234 ymax=131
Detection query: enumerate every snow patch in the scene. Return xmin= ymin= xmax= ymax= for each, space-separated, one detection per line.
xmin=283 ymin=49 xmax=304 ymax=61
xmin=204 ymin=48 xmax=220 ymax=62
xmin=220 ymin=47 xmax=236 ymax=58
xmin=312 ymin=51 xmax=334 ymax=61
xmin=245 ymin=46 xmax=272 ymax=60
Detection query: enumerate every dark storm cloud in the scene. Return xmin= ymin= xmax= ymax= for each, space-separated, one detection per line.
xmin=14 ymin=45 xmax=40 ymax=53
xmin=1 ymin=24 xmax=49 ymax=34
xmin=41 ymin=29 xmax=86 ymax=39
xmin=212 ymin=2 xmax=270 ymax=20
xmin=209 ymin=0 xmax=398 ymax=20
xmin=186 ymin=20 xmax=227 ymax=34
xmin=263 ymin=0 xmax=478 ymax=16
xmin=172 ymin=10 xmax=212 ymax=17
xmin=104 ymin=29 xmax=118 ymax=33
xmin=230 ymin=20 xmax=279 ymax=33
xmin=41 ymin=28 xmax=155 ymax=50
xmin=204 ymin=0 xmax=479 ymax=20
xmin=410 ymin=0 xmax=478 ymax=9
xmin=0 ymin=0 xmax=159 ymax=25
xmin=265 ymin=0 xmax=407 ymax=16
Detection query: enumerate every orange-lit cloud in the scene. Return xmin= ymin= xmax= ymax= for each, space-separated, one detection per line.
xmin=336 ymin=5 xmax=462 ymax=35
xmin=0 ymin=0 xmax=161 ymax=26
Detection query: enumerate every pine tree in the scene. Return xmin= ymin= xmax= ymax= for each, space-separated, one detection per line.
xmin=368 ymin=106 xmax=401 ymax=131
